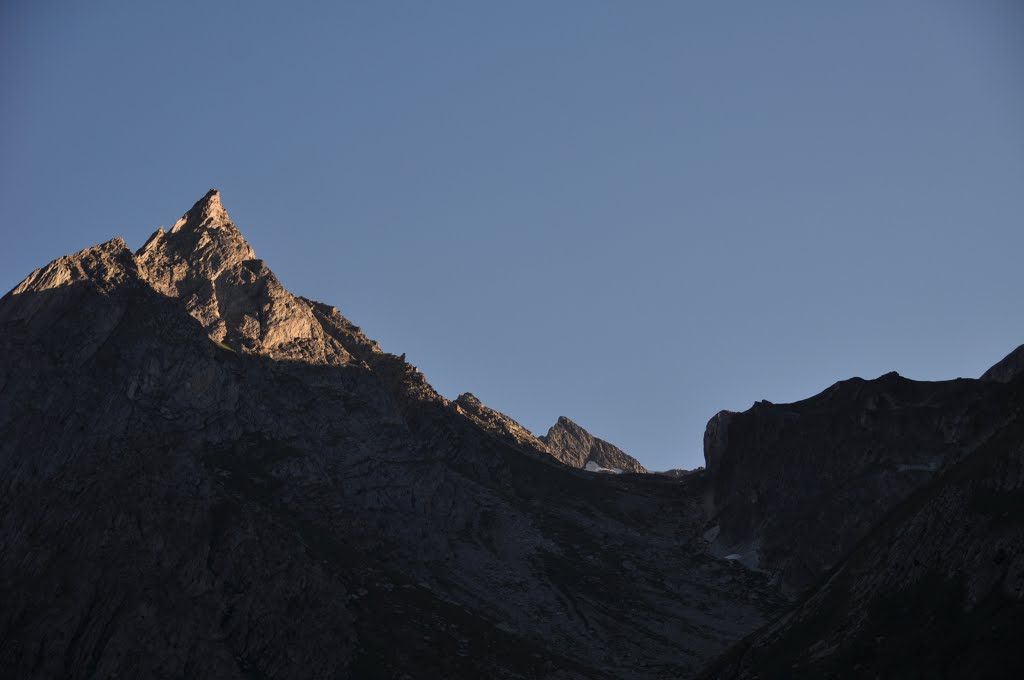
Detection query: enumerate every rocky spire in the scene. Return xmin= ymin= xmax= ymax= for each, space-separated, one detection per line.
xmin=135 ymin=190 xmax=254 ymax=296
xmin=133 ymin=190 xmax=331 ymax=359
xmin=540 ymin=415 xmax=648 ymax=473
xmin=169 ymin=189 xmax=233 ymax=234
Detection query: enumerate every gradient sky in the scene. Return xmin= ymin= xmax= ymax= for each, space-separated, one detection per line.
xmin=3 ymin=1 xmax=1023 ymax=471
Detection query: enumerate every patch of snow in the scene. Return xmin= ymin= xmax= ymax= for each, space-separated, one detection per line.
xmin=708 ymin=537 xmax=764 ymax=571
xmin=584 ymin=461 xmax=622 ymax=474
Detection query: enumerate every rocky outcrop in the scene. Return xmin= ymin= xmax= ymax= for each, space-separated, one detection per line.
xmin=702 ymin=410 xmax=736 ymax=476
xmin=453 ymin=394 xmax=649 ymax=476
xmin=541 ymin=416 xmax=648 ymax=474
xmin=981 ymin=343 xmax=1024 ymax=383
xmin=452 ymin=392 xmax=553 ymax=457
xmin=704 ymin=373 xmax=1024 ymax=679
xmin=135 ymin=190 xmax=337 ymax=363
xmin=700 ymin=371 xmax=1008 ymax=592
xmin=0 ymin=192 xmax=786 ymax=680
xmin=656 ymin=468 xmax=699 ymax=478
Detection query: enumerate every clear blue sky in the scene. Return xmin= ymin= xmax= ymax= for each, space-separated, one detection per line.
xmin=3 ymin=1 xmax=1023 ymax=471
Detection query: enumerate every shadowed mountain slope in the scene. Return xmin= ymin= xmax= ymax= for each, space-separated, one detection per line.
xmin=701 ymin=371 xmax=1005 ymax=593
xmin=981 ymin=343 xmax=1024 ymax=383
xmin=703 ymin=371 xmax=1024 ymax=679
xmin=0 ymin=192 xmax=786 ymax=680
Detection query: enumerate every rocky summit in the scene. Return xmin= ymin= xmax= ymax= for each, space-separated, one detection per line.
xmin=1 ymin=191 xmax=1022 ymax=679
xmin=541 ymin=416 xmax=648 ymax=474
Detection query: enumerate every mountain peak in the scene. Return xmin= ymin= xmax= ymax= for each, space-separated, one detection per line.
xmin=455 ymin=392 xmax=483 ymax=408
xmin=556 ymin=415 xmax=580 ymax=429
xmin=5 ymin=237 xmax=135 ymax=299
xmin=541 ymin=416 xmax=648 ymax=473
xmin=170 ymin=188 xmax=230 ymax=234
xmin=133 ymin=191 xmax=340 ymax=361
xmin=137 ymin=190 xmax=253 ymax=267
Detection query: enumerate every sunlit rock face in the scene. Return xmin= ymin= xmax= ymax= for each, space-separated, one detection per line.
xmin=452 ymin=391 xmax=552 ymax=456
xmin=135 ymin=190 xmax=334 ymax=362
xmin=540 ymin=415 xmax=648 ymax=474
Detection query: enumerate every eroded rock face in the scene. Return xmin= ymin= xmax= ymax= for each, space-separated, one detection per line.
xmin=135 ymin=190 xmax=331 ymax=362
xmin=453 ymin=392 xmax=553 ymax=458
xmin=541 ymin=416 xmax=648 ymax=474
xmin=453 ymin=394 xmax=650 ymax=475
xmin=135 ymin=190 xmax=254 ymax=327
xmin=705 ymin=374 xmax=1024 ymax=679
xmin=700 ymin=372 xmax=1007 ymax=592
xmin=702 ymin=410 xmax=736 ymax=476
xmin=0 ymin=192 xmax=787 ymax=680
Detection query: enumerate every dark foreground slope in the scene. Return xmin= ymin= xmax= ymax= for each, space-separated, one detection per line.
xmin=703 ymin=371 xmax=1024 ymax=679
xmin=0 ymin=192 xmax=787 ymax=680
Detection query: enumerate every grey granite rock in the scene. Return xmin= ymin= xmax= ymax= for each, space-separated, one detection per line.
xmin=541 ymin=416 xmax=648 ymax=474
xmin=453 ymin=392 xmax=553 ymax=457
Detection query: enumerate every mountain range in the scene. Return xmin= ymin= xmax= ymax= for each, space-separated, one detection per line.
xmin=1 ymin=191 xmax=1020 ymax=679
